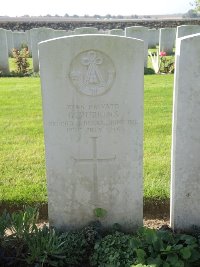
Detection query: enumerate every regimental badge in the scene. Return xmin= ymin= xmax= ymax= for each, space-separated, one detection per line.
xmin=69 ymin=50 xmax=116 ymax=96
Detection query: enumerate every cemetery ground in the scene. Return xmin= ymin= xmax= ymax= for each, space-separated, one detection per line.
xmin=2 ymin=74 xmax=200 ymax=267
xmin=0 ymin=73 xmax=173 ymax=219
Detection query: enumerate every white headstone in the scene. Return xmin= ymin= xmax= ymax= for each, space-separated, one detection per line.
xmin=74 ymin=27 xmax=98 ymax=34
xmin=125 ymin=26 xmax=148 ymax=67
xmin=148 ymin=29 xmax=159 ymax=48
xmin=5 ymin=29 xmax=14 ymax=56
xmin=30 ymin=27 xmax=55 ymax=72
xmin=54 ymin=30 xmax=68 ymax=38
xmin=26 ymin=30 xmax=32 ymax=54
xmin=109 ymin=29 xmax=124 ymax=36
xmin=0 ymin=29 xmax=9 ymax=73
xmin=39 ymin=35 xmax=144 ymax=231
xmin=176 ymin=25 xmax=200 ymax=39
xmin=171 ymin=33 xmax=200 ymax=231
xmin=13 ymin=31 xmax=28 ymax=50
xmin=159 ymin=28 xmax=176 ymax=54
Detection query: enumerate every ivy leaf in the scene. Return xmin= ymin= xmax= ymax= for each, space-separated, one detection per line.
xmin=180 ymin=247 xmax=191 ymax=260
xmin=93 ymin=208 xmax=107 ymax=218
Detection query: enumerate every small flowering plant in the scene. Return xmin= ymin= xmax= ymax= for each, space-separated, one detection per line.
xmin=149 ymin=50 xmax=174 ymax=74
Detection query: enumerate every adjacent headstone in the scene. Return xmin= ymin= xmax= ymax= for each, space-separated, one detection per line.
xmin=13 ymin=31 xmax=28 ymax=50
xmin=54 ymin=30 xmax=68 ymax=38
xmin=109 ymin=29 xmax=124 ymax=36
xmin=159 ymin=28 xmax=176 ymax=54
xmin=26 ymin=30 xmax=32 ymax=54
xmin=176 ymin=25 xmax=200 ymax=39
xmin=30 ymin=27 xmax=55 ymax=72
xmin=171 ymin=33 xmax=200 ymax=231
xmin=39 ymin=35 xmax=144 ymax=231
xmin=74 ymin=27 xmax=98 ymax=34
xmin=148 ymin=29 xmax=159 ymax=48
xmin=0 ymin=29 xmax=9 ymax=73
xmin=5 ymin=29 xmax=14 ymax=56
xmin=125 ymin=26 xmax=148 ymax=67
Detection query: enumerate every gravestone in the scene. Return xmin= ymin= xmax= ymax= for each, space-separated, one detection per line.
xmin=148 ymin=29 xmax=159 ymax=48
xmin=39 ymin=35 xmax=144 ymax=231
xmin=125 ymin=26 xmax=148 ymax=67
xmin=159 ymin=28 xmax=176 ymax=54
xmin=74 ymin=27 xmax=98 ymax=34
xmin=13 ymin=31 xmax=28 ymax=50
xmin=26 ymin=30 xmax=32 ymax=54
xmin=109 ymin=29 xmax=124 ymax=36
xmin=0 ymin=29 xmax=9 ymax=73
xmin=171 ymin=33 xmax=200 ymax=231
xmin=176 ymin=25 xmax=200 ymax=39
xmin=30 ymin=27 xmax=55 ymax=72
xmin=5 ymin=29 xmax=14 ymax=56
xmin=54 ymin=30 xmax=68 ymax=38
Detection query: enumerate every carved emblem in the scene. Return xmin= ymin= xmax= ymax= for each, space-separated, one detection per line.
xmin=69 ymin=50 xmax=116 ymax=96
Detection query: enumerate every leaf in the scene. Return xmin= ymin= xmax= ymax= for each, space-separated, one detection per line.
xmin=180 ymin=247 xmax=191 ymax=260
xmin=136 ymin=248 xmax=146 ymax=262
xmin=93 ymin=208 xmax=107 ymax=218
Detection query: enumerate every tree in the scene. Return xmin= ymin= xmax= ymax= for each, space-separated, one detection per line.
xmin=192 ymin=0 xmax=200 ymax=11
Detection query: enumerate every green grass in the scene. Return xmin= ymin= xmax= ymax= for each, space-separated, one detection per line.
xmin=0 ymin=74 xmax=174 ymax=205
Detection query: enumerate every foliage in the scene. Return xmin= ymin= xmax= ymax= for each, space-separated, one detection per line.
xmin=159 ymin=56 xmax=174 ymax=74
xmin=144 ymin=67 xmax=155 ymax=75
xmin=1 ymin=207 xmax=200 ymax=266
xmin=12 ymin=48 xmax=30 ymax=75
xmin=90 ymin=231 xmax=138 ymax=266
xmin=148 ymin=50 xmax=174 ymax=74
xmin=90 ymin=228 xmax=200 ymax=267
xmin=93 ymin=208 xmax=107 ymax=218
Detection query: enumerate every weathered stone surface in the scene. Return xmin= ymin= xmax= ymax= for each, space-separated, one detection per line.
xmin=13 ymin=31 xmax=28 ymax=49
xmin=125 ymin=26 xmax=148 ymax=67
xmin=39 ymin=35 xmax=144 ymax=231
xmin=5 ymin=29 xmax=14 ymax=55
xmin=109 ymin=29 xmax=124 ymax=36
xmin=176 ymin=25 xmax=200 ymax=38
xmin=74 ymin=27 xmax=98 ymax=34
xmin=159 ymin=28 xmax=176 ymax=54
xmin=0 ymin=28 xmax=9 ymax=73
xmin=30 ymin=27 xmax=55 ymax=72
xmin=171 ymin=33 xmax=200 ymax=231
xmin=148 ymin=28 xmax=159 ymax=48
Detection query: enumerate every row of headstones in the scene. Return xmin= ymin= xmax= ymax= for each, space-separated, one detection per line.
xmin=38 ymin=31 xmax=200 ymax=232
xmin=1 ymin=24 xmax=200 ymax=74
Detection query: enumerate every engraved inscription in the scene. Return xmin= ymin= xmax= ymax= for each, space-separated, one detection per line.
xmin=73 ymin=137 xmax=116 ymax=206
xmin=47 ymin=103 xmax=137 ymax=134
xmin=69 ymin=50 xmax=116 ymax=96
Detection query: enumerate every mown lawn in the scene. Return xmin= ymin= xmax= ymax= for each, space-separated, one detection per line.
xmin=0 ymin=74 xmax=174 ymax=205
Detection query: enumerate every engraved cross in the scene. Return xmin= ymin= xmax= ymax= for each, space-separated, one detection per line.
xmin=73 ymin=137 xmax=116 ymax=205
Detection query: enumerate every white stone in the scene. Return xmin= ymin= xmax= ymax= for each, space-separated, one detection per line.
xmin=54 ymin=30 xmax=69 ymax=38
xmin=125 ymin=26 xmax=148 ymax=67
xmin=39 ymin=35 xmax=144 ymax=231
xmin=0 ymin=29 xmax=9 ymax=73
xmin=148 ymin=29 xmax=159 ymax=48
xmin=159 ymin=28 xmax=176 ymax=54
xmin=26 ymin=30 xmax=32 ymax=54
xmin=171 ymin=33 xmax=200 ymax=231
xmin=74 ymin=27 xmax=98 ymax=34
xmin=13 ymin=31 xmax=28 ymax=50
xmin=176 ymin=25 xmax=200 ymax=39
xmin=30 ymin=27 xmax=55 ymax=72
xmin=5 ymin=30 xmax=14 ymax=56
xmin=109 ymin=29 xmax=124 ymax=36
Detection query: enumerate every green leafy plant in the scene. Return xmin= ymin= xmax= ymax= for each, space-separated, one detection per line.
xmin=90 ymin=231 xmax=139 ymax=266
xmin=93 ymin=207 xmax=107 ymax=218
xmin=24 ymin=226 xmax=67 ymax=266
xmin=12 ymin=47 xmax=30 ymax=74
